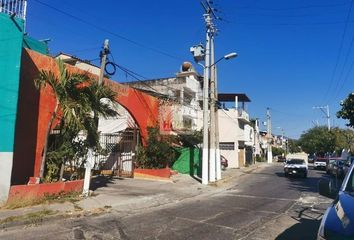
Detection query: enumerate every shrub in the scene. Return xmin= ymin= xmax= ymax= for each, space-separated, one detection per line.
xmin=136 ymin=127 xmax=176 ymax=169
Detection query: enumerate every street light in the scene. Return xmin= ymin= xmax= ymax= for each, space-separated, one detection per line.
xmin=210 ymin=52 xmax=238 ymax=68
xmin=210 ymin=51 xmax=238 ymax=182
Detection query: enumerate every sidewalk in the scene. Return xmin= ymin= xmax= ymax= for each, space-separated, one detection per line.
xmin=0 ymin=162 xmax=268 ymax=227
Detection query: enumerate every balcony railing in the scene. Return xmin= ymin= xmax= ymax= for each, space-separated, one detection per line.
xmin=0 ymin=0 xmax=27 ymax=20
xmin=238 ymin=108 xmax=250 ymax=122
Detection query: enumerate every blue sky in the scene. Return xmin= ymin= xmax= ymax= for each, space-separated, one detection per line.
xmin=26 ymin=0 xmax=354 ymax=139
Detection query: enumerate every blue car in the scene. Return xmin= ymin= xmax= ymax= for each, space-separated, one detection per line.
xmin=318 ymin=163 xmax=354 ymax=239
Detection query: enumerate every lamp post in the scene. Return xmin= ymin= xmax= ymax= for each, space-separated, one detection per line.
xmin=209 ymin=50 xmax=237 ymax=182
xmin=191 ymin=43 xmax=237 ymax=184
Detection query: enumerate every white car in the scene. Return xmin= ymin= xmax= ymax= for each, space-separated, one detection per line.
xmin=284 ymin=159 xmax=308 ymax=178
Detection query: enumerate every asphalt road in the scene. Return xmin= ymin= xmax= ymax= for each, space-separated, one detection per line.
xmin=0 ymin=163 xmax=333 ymax=240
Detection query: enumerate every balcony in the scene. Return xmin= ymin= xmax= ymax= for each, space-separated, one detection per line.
xmin=0 ymin=0 xmax=27 ymax=20
xmin=238 ymin=108 xmax=250 ymax=123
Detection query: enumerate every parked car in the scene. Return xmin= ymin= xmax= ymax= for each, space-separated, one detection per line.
xmin=326 ymin=159 xmax=338 ymax=175
xmin=327 ymin=159 xmax=348 ymax=179
xmin=284 ymin=159 xmax=308 ymax=178
xmin=342 ymin=160 xmax=352 ymax=178
xmin=220 ymin=155 xmax=228 ymax=171
xmin=277 ymin=156 xmax=286 ymax=162
xmin=314 ymin=157 xmax=327 ymax=170
xmin=317 ymin=162 xmax=354 ymax=239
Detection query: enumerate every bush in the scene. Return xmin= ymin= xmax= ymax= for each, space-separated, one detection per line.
xmin=255 ymin=154 xmax=265 ymax=162
xmin=135 ymin=127 xmax=176 ymax=169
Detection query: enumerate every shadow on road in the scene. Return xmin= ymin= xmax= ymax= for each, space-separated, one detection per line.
xmin=274 ymin=170 xmax=330 ymax=194
xmin=275 ymin=218 xmax=321 ymax=240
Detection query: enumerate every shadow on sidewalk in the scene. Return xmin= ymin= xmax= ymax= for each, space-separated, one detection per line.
xmin=275 ymin=218 xmax=320 ymax=240
xmin=90 ymin=175 xmax=124 ymax=191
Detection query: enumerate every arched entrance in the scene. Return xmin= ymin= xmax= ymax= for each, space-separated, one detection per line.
xmin=14 ymin=49 xmax=160 ymax=181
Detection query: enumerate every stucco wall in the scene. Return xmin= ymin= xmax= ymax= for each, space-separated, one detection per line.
xmin=0 ymin=13 xmax=24 ymax=202
xmin=218 ymin=109 xmax=240 ymax=168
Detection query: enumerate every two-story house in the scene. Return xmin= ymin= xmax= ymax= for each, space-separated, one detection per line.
xmin=217 ymin=93 xmax=254 ymax=168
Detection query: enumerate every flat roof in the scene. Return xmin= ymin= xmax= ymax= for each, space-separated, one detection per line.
xmin=218 ymin=93 xmax=251 ymax=102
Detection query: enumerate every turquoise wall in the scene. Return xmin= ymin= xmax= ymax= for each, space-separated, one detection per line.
xmin=0 ymin=13 xmax=24 ymax=152
xmin=23 ymin=35 xmax=48 ymax=55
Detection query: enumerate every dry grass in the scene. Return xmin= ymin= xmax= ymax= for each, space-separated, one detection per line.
xmin=3 ymin=191 xmax=82 ymax=210
xmin=0 ymin=209 xmax=58 ymax=225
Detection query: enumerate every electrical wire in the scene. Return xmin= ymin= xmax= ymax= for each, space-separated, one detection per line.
xmin=32 ymin=0 xmax=183 ymax=61
xmin=330 ymin=34 xmax=354 ymax=102
xmin=321 ymin=0 xmax=354 ymax=104
xmin=233 ymin=2 xmax=349 ymax=11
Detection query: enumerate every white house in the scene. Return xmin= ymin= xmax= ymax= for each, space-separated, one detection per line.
xmin=217 ymin=93 xmax=254 ymax=168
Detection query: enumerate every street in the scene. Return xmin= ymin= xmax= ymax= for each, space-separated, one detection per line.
xmin=0 ymin=163 xmax=332 ymax=240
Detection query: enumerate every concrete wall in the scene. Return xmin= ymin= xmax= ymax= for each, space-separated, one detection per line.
xmin=218 ymin=109 xmax=239 ymax=168
xmin=0 ymin=13 xmax=24 ymax=203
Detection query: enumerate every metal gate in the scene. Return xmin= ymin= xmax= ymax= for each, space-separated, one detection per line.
xmin=95 ymin=130 xmax=137 ymax=178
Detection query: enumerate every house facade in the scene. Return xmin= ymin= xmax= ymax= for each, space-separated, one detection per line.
xmin=123 ymin=62 xmax=202 ymax=134
xmin=217 ymin=93 xmax=254 ymax=168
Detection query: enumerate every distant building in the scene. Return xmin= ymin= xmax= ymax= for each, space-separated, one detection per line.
xmin=123 ymin=62 xmax=202 ymax=134
xmin=55 ymin=53 xmax=101 ymax=76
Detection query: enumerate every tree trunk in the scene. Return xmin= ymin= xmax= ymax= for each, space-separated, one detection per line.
xmin=39 ymin=101 xmax=59 ymax=179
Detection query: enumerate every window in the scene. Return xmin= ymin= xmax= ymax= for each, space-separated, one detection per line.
xmin=220 ymin=142 xmax=235 ymax=150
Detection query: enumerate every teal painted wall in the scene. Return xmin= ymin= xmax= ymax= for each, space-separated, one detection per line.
xmin=23 ymin=35 xmax=48 ymax=55
xmin=0 ymin=13 xmax=24 ymax=152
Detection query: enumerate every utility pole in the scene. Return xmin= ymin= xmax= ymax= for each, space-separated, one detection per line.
xmin=209 ymin=29 xmax=216 ymax=183
xmin=313 ymin=105 xmax=330 ymax=131
xmin=267 ymin=108 xmax=273 ymax=163
xmin=201 ymin=11 xmax=211 ymax=185
xmin=214 ymin=66 xmax=222 ymax=180
xmin=83 ymin=39 xmax=110 ymax=197
xmin=201 ymin=0 xmax=219 ymax=184
xmin=99 ymin=39 xmax=110 ymax=85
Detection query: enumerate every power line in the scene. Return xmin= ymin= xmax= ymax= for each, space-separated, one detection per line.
xmin=334 ymin=58 xmax=354 ymax=101
xmin=233 ymin=19 xmax=354 ymax=26
xmin=322 ymin=0 xmax=354 ymax=104
xmin=330 ymin=33 xmax=354 ymax=102
xmin=233 ymin=2 xmax=349 ymax=11
xmin=32 ymin=0 xmax=183 ymax=61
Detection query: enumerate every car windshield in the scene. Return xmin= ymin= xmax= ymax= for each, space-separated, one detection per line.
xmin=287 ymin=159 xmax=304 ymax=165
xmin=337 ymin=160 xmax=345 ymax=166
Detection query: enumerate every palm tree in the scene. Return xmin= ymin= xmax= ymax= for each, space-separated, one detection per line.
xmin=35 ymin=59 xmax=117 ymax=180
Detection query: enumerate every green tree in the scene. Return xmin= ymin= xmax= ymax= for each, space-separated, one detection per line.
xmin=298 ymin=126 xmax=335 ymax=156
xmin=35 ymin=59 xmax=117 ymax=180
xmin=337 ymin=93 xmax=354 ymax=127
xmin=272 ymin=146 xmax=284 ymax=156
xmin=287 ymin=138 xmax=301 ymax=153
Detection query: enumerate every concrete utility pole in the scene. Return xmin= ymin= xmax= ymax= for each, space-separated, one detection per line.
xmin=313 ymin=105 xmax=330 ymax=131
xmin=267 ymin=108 xmax=273 ymax=163
xmin=201 ymin=12 xmax=211 ymax=185
xmin=83 ymin=39 xmax=110 ymax=197
xmin=209 ymin=32 xmax=216 ymax=183
xmin=191 ymin=1 xmax=236 ymax=184
xmin=214 ymin=66 xmax=222 ymax=180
